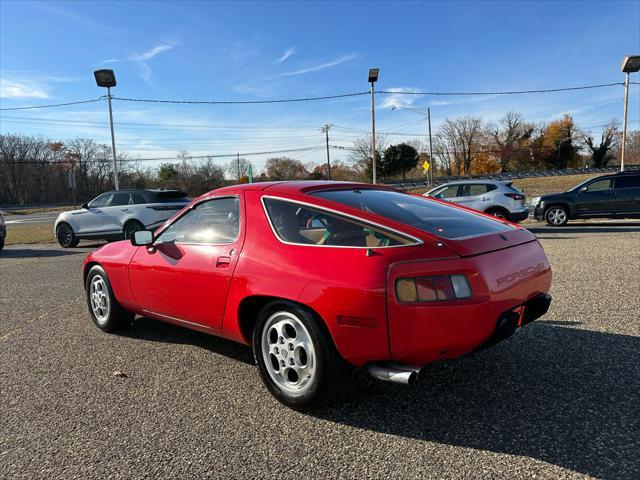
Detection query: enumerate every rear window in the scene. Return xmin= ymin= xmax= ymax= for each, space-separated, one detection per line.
xmin=614 ymin=175 xmax=640 ymax=189
xmin=151 ymin=190 xmax=189 ymax=203
xmin=311 ymin=189 xmax=513 ymax=239
xmin=503 ymin=182 xmax=524 ymax=194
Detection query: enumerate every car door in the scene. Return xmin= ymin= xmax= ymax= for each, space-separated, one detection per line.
xmin=128 ymin=195 xmax=244 ymax=330
xmin=75 ymin=192 xmax=113 ymax=235
xmin=100 ymin=191 xmax=132 ymax=234
xmin=613 ymin=175 xmax=640 ymax=215
xmin=456 ymin=184 xmax=490 ymax=211
xmin=574 ymin=178 xmax=615 ymax=216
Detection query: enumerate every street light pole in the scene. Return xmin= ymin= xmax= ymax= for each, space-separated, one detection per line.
xmin=106 ymin=87 xmax=119 ymax=190
xmin=94 ymin=69 xmax=120 ymax=190
xmin=620 ymin=55 xmax=640 ymax=172
xmin=427 ymin=107 xmax=433 ymax=187
xmin=368 ymin=68 xmax=379 ymax=184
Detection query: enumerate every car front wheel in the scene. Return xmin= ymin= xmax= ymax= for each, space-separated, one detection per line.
xmin=56 ymin=223 xmax=79 ymax=248
xmin=545 ymin=206 xmax=569 ymax=226
xmin=85 ymin=265 xmax=134 ymax=332
xmin=253 ymin=301 xmax=350 ymax=409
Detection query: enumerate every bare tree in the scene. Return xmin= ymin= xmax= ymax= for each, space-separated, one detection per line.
xmin=348 ymin=134 xmax=388 ymax=181
xmin=491 ymin=112 xmax=534 ymax=172
xmin=583 ymin=121 xmax=619 ymax=168
xmin=265 ymin=157 xmax=309 ymax=180
xmin=437 ymin=117 xmax=484 ymax=175
xmin=227 ymin=157 xmax=252 ymax=181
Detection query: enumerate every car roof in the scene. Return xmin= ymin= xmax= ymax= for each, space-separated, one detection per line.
xmin=201 ymin=180 xmax=390 ymax=198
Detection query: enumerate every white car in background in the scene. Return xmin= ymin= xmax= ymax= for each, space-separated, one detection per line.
xmin=54 ymin=189 xmax=189 ymax=247
xmin=424 ymin=180 xmax=529 ymax=222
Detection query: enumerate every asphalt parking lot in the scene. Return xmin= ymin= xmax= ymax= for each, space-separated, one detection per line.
xmin=1 ymin=224 xmax=639 ymax=479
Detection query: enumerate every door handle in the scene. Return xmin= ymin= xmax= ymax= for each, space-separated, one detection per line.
xmin=216 ymin=256 xmax=231 ymax=267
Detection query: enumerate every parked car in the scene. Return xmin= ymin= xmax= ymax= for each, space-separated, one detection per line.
xmin=83 ymin=181 xmax=552 ymax=409
xmin=54 ymin=189 xmax=189 ymax=247
xmin=424 ymin=180 xmax=529 ymax=222
xmin=0 ymin=211 xmax=6 ymax=253
xmin=531 ymin=171 xmax=640 ymax=226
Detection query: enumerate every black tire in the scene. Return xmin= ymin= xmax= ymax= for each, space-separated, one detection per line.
xmin=544 ymin=206 xmax=569 ymax=226
xmin=485 ymin=207 xmax=509 ymax=220
xmin=85 ymin=265 xmax=134 ymax=332
xmin=123 ymin=220 xmax=144 ymax=240
xmin=56 ymin=222 xmax=79 ymax=248
xmin=253 ymin=301 xmax=351 ymax=409
xmin=0 ymin=237 xmax=4 ymax=253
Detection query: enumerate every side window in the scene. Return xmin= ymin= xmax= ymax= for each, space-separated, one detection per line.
xmin=263 ymin=198 xmax=415 ymax=247
xmin=155 ymin=197 xmax=240 ymax=244
xmin=433 ymin=185 xmax=459 ymax=199
xmin=585 ymin=179 xmax=612 ymax=192
xmin=614 ymin=176 xmax=640 ymax=189
xmin=88 ymin=193 xmax=112 ymax=208
xmin=130 ymin=193 xmax=147 ymax=204
xmin=461 ymin=184 xmax=488 ymax=197
xmin=110 ymin=192 xmax=131 ymax=206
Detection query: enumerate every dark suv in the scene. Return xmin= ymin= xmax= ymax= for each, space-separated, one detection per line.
xmin=531 ymin=171 xmax=640 ymax=225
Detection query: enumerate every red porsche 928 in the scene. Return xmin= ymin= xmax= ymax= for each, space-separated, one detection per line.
xmin=83 ymin=181 xmax=552 ymax=408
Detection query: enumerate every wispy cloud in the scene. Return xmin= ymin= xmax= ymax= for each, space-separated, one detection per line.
xmin=380 ymin=87 xmax=424 ymax=109
xmin=277 ymin=53 xmax=357 ymax=77
xmin=276 ymin=47 xmax=297 ymax=64
xmin=100 ymin=42 xmax=179 ymax=82
xmin=34 ymin=2 xmax=120 ymax=36
xmin=0 ymin=79 xmax=49 ymax=99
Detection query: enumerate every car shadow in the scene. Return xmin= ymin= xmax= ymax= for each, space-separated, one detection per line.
xmin=118 ymin=316 xmax=254 ymax=366
xmin=311 ymin=323 xmax=639 ymax=479
xmin=528 ymin=222 xmax=640 ymax=234
xmin=0 ymin=248 xmax=86 ymax=258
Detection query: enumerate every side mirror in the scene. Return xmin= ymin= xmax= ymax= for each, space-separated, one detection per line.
xmin=131 ymin=230 xmax=153 ymax=246
xmin=81 ymin=202 xmax=89 ymax=209
xmin=579 ymin=186 xmax=588 ymax=192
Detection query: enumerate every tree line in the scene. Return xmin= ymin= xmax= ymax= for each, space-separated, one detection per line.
xmin=1 ymin=111 xmax=638 ymax=205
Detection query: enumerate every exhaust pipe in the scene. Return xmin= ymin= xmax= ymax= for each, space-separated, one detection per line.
xmin=366 ymin=364 xmax=419 ymax=385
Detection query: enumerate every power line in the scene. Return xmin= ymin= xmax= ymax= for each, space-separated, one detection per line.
xmin=0 ymin=98 xmax=104 ymax=111
xmin=111 ymin=92 xmax=369 ymax=105
xmin=377 ymin=82 xmax=625 ymax=96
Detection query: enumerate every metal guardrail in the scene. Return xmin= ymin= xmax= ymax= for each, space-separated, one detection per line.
xmin=384 ymin=165 xmax=640 ymax=191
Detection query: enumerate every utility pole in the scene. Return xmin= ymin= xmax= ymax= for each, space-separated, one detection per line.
xmin=320 ymin=124 xmax=332 ymax=179
xmin=236 ymin=153 xmax=241 ymax=182
xmin=427 ymin=107 xmax=434 ymax=187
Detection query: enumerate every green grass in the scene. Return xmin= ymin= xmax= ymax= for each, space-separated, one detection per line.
xmin=4 ymin=206 xmax=73 ymax=216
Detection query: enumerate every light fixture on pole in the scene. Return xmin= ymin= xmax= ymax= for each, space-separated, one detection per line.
xmin=620 ymin=55 xmax=640 ymax=172
xmin=368 ymin=68 xmax=379 ymax=184
xmin=93 ymin=69 xmax=120 ymax=190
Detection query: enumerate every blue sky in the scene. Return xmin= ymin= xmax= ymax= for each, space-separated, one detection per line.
xmin=1 ymin=0 xmax=639 ymax=172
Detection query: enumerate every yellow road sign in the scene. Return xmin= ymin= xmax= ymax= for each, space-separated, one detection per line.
xmin=422 ymin=159 xmax=430 ymax=172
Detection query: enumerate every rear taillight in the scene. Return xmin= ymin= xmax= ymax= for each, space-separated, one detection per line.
xmin=396 ymin=275 xmax=472 ymax=303
xmin=504 ymin=193 xmax=525 ymax=201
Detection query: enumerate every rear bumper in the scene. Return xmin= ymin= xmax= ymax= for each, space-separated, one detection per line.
xmin=475 ymin=293 xmax=551 ymax=351
xmin=508 ymin=210 xmax=529 ymax=222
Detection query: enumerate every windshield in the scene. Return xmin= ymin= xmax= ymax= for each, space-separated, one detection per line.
xmin=311 ymin=189 xmax=514 ymax=239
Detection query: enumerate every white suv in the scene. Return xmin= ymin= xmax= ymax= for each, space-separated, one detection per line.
xmin=54 ymin=189 xmax=189 ymax=247
xmin=424 ymin=180 xmax=528 ymax=222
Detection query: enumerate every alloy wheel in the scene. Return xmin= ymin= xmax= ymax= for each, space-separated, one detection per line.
xmin=90 ymin=276 xmax=110 ymax=325
xmin=57 ymin=224 xmax=73 ymax=246
xmin=261 ymin=311 xmax=316 ymax=394
xmin=547 ymin=208 xmax=567 ymax=225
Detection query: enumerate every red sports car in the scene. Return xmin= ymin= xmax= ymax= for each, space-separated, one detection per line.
xmin=83 ymin=181 xmax=552 ymax=408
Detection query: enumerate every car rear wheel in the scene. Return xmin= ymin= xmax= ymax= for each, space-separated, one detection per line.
xmin=486 ymin=207 xmax=509 ymax=220
xmin=56 ymin=222 xmax=79 ymax=248
xmin=545 ymin=206 xmax=569 ymax=226
xmin=85 ymin=265 xmax=134 ymax=332
xmin=253 ymin=301 xmax=351 ymax=409
xmin=123 ymin=220 xmax=144 ymax=240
